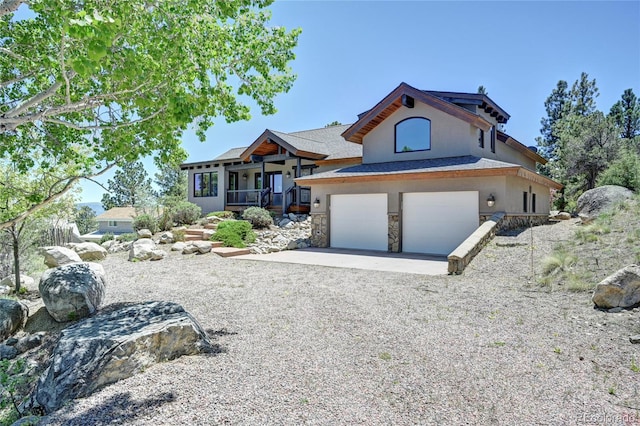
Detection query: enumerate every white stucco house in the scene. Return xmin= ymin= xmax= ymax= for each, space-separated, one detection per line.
xmin=182 ymin=82 xmax=562 ymax=256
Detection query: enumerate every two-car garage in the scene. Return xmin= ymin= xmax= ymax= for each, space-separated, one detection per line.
xmin=329 ymin=191 xmax=479 ymax=256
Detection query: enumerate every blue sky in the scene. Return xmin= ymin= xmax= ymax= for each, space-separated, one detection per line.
xmin=67 ymin=1 xmax=640 ymax=202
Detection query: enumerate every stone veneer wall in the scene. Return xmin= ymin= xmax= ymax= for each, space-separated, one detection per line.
xmin=310 ymin=213 xmax=328 ymax=248
xmin=388 ymin=214 xmax=399 ymax=252
xmin=480 ymin=214 xmax=549 ymax=232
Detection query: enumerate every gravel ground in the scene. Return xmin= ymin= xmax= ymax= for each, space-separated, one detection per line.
xmin=40 ymin=219 xmax=640 ymax=425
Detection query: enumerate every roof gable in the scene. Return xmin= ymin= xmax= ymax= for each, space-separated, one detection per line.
xmin=342 ymin=82 xmax=494 ymax=144
xmin=496 ymin=130 xmax=547 ymax=165
xmin=96 ymin=207 xmax=137 ymax=221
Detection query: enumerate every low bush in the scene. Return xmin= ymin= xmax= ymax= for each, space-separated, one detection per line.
xmin=173 ymin=229 xmax=186 ymax=242
xmin=212 ymin=220 xmax=256 ymax=248
xmin=157 ymin=209 xmax=174 ymax=232
xmin=116 ymin=233 xmax=138 ymax=242
xmin=133 ymin=214 xmax=158 ymax=234
xmin=171 ymin=201 xmax=201 ymax=225
xmin=99 ymin=233 xmax=114 ymax=244
xmin=207 ymin=211 xmax=235 ymax=219
xmin=242 ymin=206 xmax=273 ymax=228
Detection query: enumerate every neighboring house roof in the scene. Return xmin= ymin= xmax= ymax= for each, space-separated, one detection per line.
xmin=240 ymin=124 xmax=362 ymax=162
xmin=342 ymin=82 xmax=494 ymax=144
xmin=296 ymin=155 xmax=562 ymax=189
xmin=95 ymin=207 xmax=137 ymax=221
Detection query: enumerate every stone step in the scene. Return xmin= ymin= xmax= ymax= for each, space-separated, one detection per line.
xmin=203 ymin=223 xmax=217 ymax=229
xmin=184 ymin=234 xmax=203 ymax=241
xmin=211 ymin=241 xmax=224 ymax=248
xmin=184 ymin=229 xmax=205 ymax=235
xmin=212 ymin=247 xmax=251 ymax=257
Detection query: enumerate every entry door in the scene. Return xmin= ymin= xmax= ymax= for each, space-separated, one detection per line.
xmin=266 ymin=172 xmax=283 ymax=205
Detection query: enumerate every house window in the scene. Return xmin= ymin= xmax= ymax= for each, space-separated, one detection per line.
xmin=490 ymin=126 xmax=496 ymax=153
xmin=108 ymin=221 xmax=117 ymax=227
xmin=395 ymin=117 xmax=431 ymax=153
xmin=194 ymin=171 xmax=218 ymax=197
xmin=479 ymin=129 xmax=484 ymax=148
xmin=523 ymin=191 xmax=528 ymax=213
xmin=532 ymin=193 xmax=536 ymax=213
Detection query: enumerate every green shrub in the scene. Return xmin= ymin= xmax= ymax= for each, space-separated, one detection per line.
xmin=597 ymin=147 xmax=640 ymax=192
xmin=133 ymin=213 xmax=158 ymax=233
xmin=157 ymin=209 xmax=174 ymax=231
xmin=212 ymin=220 xmax=256 ymax=248
xmin=99 ymin=233 xmax=114 ymax=244
xmin=173 ymin=229 xmax=186 ymax=242
xmin=171 ymin=201 xmax=202 ymax=225
xmin=207 ymin=211 xmax=235 ymax=219
xmin=116 ymin=233 xmax=138 ymax=242
xmin=242 ymin=206 xmax=273 ymax=228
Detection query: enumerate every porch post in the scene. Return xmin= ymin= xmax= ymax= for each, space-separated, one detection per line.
xmin=296 ymin=158 xmax=302 ymax=207
xmin=260 ymin=161 xmax=266 ymax=207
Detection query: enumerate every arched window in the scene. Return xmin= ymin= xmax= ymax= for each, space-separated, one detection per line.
xmin=395 ymin=117 xmax=431 ymax=153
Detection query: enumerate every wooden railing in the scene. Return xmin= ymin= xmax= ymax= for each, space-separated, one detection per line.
xmin=285 ymin=185 xmax=311 ymax=213
xmin=226 ymin=189 xmax=263 ymax=206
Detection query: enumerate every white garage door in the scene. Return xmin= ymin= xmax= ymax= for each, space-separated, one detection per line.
xmin=330 ymin=194 xmax=388 ymax=251
xmin=402 ymin=191 xmax=479 ymax=255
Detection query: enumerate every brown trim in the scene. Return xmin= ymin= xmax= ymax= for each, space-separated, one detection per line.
xmin=497 ymin=130 xmax=547 ymax=165
xmin=314 ymin=157 xmax=362 ymax=166
xmin=239 ymin=130 xmax=327 ymax=162
xmin=341 ymin=82 xmax=493 ymax=144
xmin=517 ymin=168 xmax=563 ymax=190
xmin=295 ymin=167 xmax=521 ymax=185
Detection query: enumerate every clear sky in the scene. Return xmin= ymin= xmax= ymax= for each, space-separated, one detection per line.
xmin=69 ymin=1 xmax=640 ymax=202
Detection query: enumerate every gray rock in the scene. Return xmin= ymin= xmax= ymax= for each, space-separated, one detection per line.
xmin=0 ymin=344 xmax=18 ymax=360
xmin=592 ymin=265 xmax=640 ymax=309
xmin=278 ymin=218 xmax=292 ymax=227
xmin=630 ymin=335 xmax=640 ymax=344
xmin=5 ymin=337 xmax=18 ymax=346
xmin=550 ymin=211 xmax=571 ymax=220
xmin=150 ymin=250 xmax=167 ymax=261
xmin=39 ymin=263 xmax=106 ymax=323
xmin=0 ymin=274 xmax=35 ymax=290
xmin=288 ymin=213 xmax=297 ymax=221
xmin=42 ymin=246 xmax=82 ymax=268
xmin=101 ymin=239 xmax=116 ymax=249
xmin=158 ymin=231 xmax=174 ymax=244
xmin=128 ymin=238 xmax=157 ymax=261
xmin=14 ymin=334 xmax=43 ymax=354
xmin=577 ymin=185 xmax=634 ymax=224
xmin=0 ymin=299 xmax=29 ymax=340
xmin=73 ymin=242 xmax=108 ymax=261
xmin=0 ymin=285 xmax=10 ymax=295
xmin=171 ymin=242 xmax=186 ymax=252
xmin=11 ymin=415 xmax=41 ymax=426
xmin=30 ymin=301 xmax=216 ymax=413
xmin=137 ymin=228 xmax=153 ymax=239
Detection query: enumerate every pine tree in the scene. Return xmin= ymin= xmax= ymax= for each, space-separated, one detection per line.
xmin=569 ymin=72 xmax=599 ymax=116
xmin=101 ymin=162 xmax=154 ymax=210
xmin=609 ymin=88 xmax=640 ymax=140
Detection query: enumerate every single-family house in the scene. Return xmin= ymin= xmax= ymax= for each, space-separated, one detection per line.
xmin=182 ymin=82 xmax=561 ymax=257
xmin=94 ymin=206 xmax=137 ymax=235
xmin=295 ymin=82 xmax=562 ymax=255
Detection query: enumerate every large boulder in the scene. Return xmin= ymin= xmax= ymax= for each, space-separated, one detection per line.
xmin=137 ymin=228 xmax=153 ymax=239
xmin=171 ymin=242 xmax=186 ymax=252
xmin=42 ymin=246 xmax=82 ymax=268
xmin=128 ymin=238 xmax=156 ymax=261
xmin=592 ymin=265 xmax=640 ymax=309
xmin=73 ymin=242 xmax=108 ymax=261
xmin=39 ymin=263 xmax=106 ymax=323
xmin=0 ymin=299 xmax=29 ymax=341
xmin=577 ymin=185 xmax=634 ymax=224
xmin=182 ymin=241 xmax=212 ymax=254
xmin=30 ymin=301 xmax=216 ymax=413
xmin=158 ymin=231 xmax=175 ymax=244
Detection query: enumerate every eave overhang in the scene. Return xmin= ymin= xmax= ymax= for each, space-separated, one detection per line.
xmin=240 ymin=130 xmax=327 ymax=162
xmin=341 ymin=82 xmax=493 ymax=144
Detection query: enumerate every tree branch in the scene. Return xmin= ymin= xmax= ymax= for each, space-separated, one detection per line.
xmin=0 ymin=47 xmax=25 ymax=61
xmin=43 ymin=107 xmax=166 ymax=130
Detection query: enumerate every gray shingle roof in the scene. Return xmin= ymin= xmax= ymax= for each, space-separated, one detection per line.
xmin=213 ymin=147 xmax=248 ymax=161
xmin=297 ymin=156 xmax=520 ymax=181
xmin=288 ymin=125 xmax=362 ymax=160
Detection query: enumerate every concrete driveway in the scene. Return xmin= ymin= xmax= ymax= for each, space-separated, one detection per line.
xmin=233 ymin=247 xmax=448 ymax=275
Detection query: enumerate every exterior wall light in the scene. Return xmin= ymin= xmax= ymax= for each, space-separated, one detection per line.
xmin=313 ymin=198 xmax=321 ymax=208
xmin=286 ymin=171 xmax=291 ymax=179
xmin=242 ymin=173 xmax=248 ymax=180
xmin=487 ymin=194 xmax=495 ymax=207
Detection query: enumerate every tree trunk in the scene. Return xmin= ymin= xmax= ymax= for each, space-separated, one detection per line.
xmin=11 ymin=226 xmax=20 ymax=293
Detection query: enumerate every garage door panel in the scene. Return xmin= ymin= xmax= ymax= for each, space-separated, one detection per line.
xmin=403 ymin=191 xmax=478 ymax=255
xmin=331 ymin=194 xmax=387 ymax=251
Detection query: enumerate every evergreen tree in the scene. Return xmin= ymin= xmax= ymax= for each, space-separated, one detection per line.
xmin=154 ymin=164 xmax=187 ymax=205
xmin=609 ymin=88 xmax=640 ymax=141
xmin=569 ymin=72 xmax=599 ymax=116
xmin=477 ymin=85 xmax=488 ymax=95
xmin=74 ymin=206 xmax=98 ymax=235
xmin=101 ymin=162 xmax=154 ymax=210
